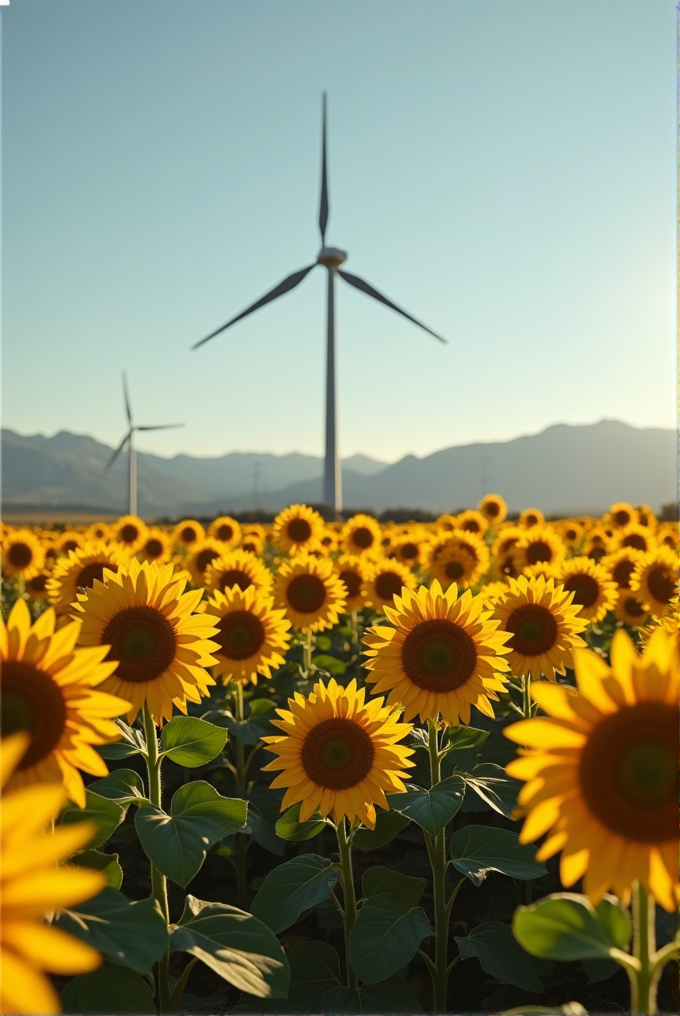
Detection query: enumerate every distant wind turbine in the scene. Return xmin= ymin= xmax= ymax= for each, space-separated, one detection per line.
xmin=104 ymin=372 xmax=184 ymax=516
xmin=192 ymin=93 xmax=447 ymax=513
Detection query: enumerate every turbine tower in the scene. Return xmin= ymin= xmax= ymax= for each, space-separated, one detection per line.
xmin=193 ymin=94 xmax=447 ymax=513
xmin=104 ymin=372 xmax=184 ymax=516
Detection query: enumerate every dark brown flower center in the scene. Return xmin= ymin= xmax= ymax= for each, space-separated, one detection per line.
xmin=76 ymin=561 xmax=117 ymax=591
xmin=461 ymin=519 xmax=481 ymax=533
xmin=621 ymin=533 xmax=647 ymax=552
xmin=119 ymin=524 xmax=139 ymax=544
xmin=215 ymin=610 xmax=265 ymax=660
xmin=374 ymin=571 xmax=403 ymax=603
xmin=287 ymin=518 xmax=312 ymax=543
xmin=562 ymin=573 xmax=600 ymax=609
xmin=445 ymin=561 xmax=465 ymax=581
xmin=339 ymin=570 xmax=362 ymax=599
xmin=301 ymin=717 xmax=374 ymax=790
xmin=647 ymin=565 xmax=675 ymax=606
xmin=612 ymin=559 xmax=635 ymax=587
xmin=196 ymin=548 xmax=220 ymax=574
xmin=579 ymin=702 xmax=678 ymax=842
xmin=486 ymin=502 xmax=500 ymax=518
xmin=525 ymin=514 xmax=539 ymax=527
xmin=145 ymin=539 xmax=164 ymax=558
xmin=8 ymin=543 xmax=33 ymax=569
xmin=181 ymin=526 xmax=198 ymax=543
xmin=623 ymin=596 xmax=645 ymax=618
xmin=526 ymin=540 xmax=553 ymax=565
xmin=216 ymin=524 xmax=234 ymax=542
xmin=588 ymin=546 xmax=607 ymax=563
xmin=352 ymin=526 xmax=374 ymax=549
xmin=61 ymin=539 xmax=79 ymax=554
xmin=28 ymin=574 xmax=48 ymax=594
xmin=506 ymin=603 xmax=558 ymax=656
xmin=400 ymin=542 xmax=419 ymax=560
xmin=1 ymin=662 xmax=67 ymax=769
xmin=402 ymin=618 xmax=477 ymax=692
xmin=614 ymin=510 xmax=631 ymax=526
xmin=287 ymin=574 xmax=326 ymax=613
xmin=102 ymin=605 xmax=177 ymax=684
xmin=219 ymin=569 xmax=252 ymax=592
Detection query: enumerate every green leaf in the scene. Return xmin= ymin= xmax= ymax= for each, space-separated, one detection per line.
xmin=315 ymin=635 xmax=332 ymax=651
xmin=449 ymin=825 xmax=547 ymax=885
xmin=60 ymin=791 xmax=124 ymax=849
xmin=459 ymin=762 xmax=520 ymax=818
xmin=161 ymin=715 xmax=227 ymax=767
xmin=312 ymin=654 xmax=347 ymax=675
xmin=56 ymin=887 xmax=169 ymax=974
xmin=444 ymin=726 xmax=490 ymax=752
xmin=455 ymin=920 xmax=546 ymax=992
xmin=275 ymin=802 xmax=327 ymax=842
xmin=513 ymin=893 xmax=632 ymax=962
xmin=251 ymin=854 xmax=339 ymax=934
xmin=321 ymin=981 xmax=422 ymax=1014
xmin=249 ymin=698 xmax=278 ymax=717
xmin=72 ymin=850 xmax=123 ymax=890
xmin=246 ymin=784 xmax=286 ymax=856
xmin=135 ymin=781 xmax=247 ymax=888
xmin=582 ymin=957 xmax=621 ymax=983
xmin=287 ymin=941 xmax=342 ymax=1010
xmin=348 ymin=896 xmax=431 ymax=985
xmin=170 ymin=894 xmax=290 ymax=998
xmin=61 ymin=961 xmax=156 ymax=1014
xmin=88 ymin=769 xmax=147 ymax=807
xmin=390 ymin=776 xmax=465 ymax=836
xmin=362 ymin=866 xmax=425 ymax=908
xmin=352 ymin=809 xmax=409 ymax=850
xmin=96 ymin=741 xmax=143 ymax=760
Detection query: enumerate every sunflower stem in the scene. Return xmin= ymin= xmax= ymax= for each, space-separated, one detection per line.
xmin=350 ymin=608 xmax=359 ymax=645
xmin=630 ymin=880 xmax=657 ymax=1015
xmin=427 ymin=719 xmax=449 ymax=1014
xmin=302 ymin=628 xmax=314 ymax=676
xmin=232 ymin=682 xmax=249 ymax=909
xmin=521 ymin=675 xmax=532 ymax=720
xmin=336 ymin=818 xmax=359 ymax=989
xmin=142 ymin=705 xmax=172 ymax=1014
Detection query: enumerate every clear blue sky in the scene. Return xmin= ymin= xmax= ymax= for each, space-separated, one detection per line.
xmin=2 ymin=0 xmax=676 ymax=462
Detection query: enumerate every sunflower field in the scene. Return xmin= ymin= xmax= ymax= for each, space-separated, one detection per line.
xmin=1 ymin=498 xmax=678 ymax=1016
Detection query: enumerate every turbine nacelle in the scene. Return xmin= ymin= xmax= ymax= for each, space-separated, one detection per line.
xmin=317 ymin=247 xmax=347 ymax=268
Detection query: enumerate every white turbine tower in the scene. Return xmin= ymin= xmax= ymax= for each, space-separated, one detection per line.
xmin=193 ymin=94 xmax=447 ymax=514
xmin=104 ymin=372 xmax=184 ymax=516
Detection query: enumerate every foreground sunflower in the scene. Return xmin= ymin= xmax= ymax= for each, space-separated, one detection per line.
xmin=272 ymin=504 xmax=325 ymax=554
xmin=366 ymin=556 xmax=417 ymax=611
xmin=491 ymin=574 xmax=587 ymax=682
xmin=363 ymin=580 xmax=511 ymax=725
xmin=2 ymin=528 xmax=45 ymax=581
xmin=0 ymin=599 xmax=129 ymax=807
xmin=203 ymin=585 xmax=291 ymax=685
xmin=505 ymin=629 xmax=679 ymax=910
xmin=46 ymin=539 xmax=128 ymax=614
xmin=341 ymin=513 xmax=382 ymax=556
xmin=274 ymin=552 xmax=346 ymax=632
xmin=1 ymin=733 xmax=105 ymax=1016
xmin=262 ymin=677 xmax=415 ymax=828
xmin=71 ymin=558 xmax=219 ymax=724
xmin=204 ymin=547 xmax=274 ymax=596
xmin=558 ymin=556 xmax=617 ymax=623
xmin=630 ymin=546 xmax=678 ymax=618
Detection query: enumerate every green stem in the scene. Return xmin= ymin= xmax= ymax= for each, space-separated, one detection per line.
xmin=336 ymin=818 xmax=358 ymax=989
xmin=427 ymin=719 xmax=449 ymax=1014
xmin=521 ymin=675 xmax=532 ymax=720
xmin=350 ymin=608 xmax=359 ymax=646
xmin=302 ymin=628 xmax=314 ymax=675
xmin=142 ymin=705 xmax=172 ymax=1014
xmin=232 ymin=682 xmax=249 ymax=910
xmin=169 ymin=957 xmax=198 ymax=1010
xmin=630 ymin=880 xmax=656 ymax=1015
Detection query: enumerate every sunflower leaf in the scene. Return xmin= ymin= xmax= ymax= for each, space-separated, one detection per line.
xmin=312 ymin=654 xmax=347 ymax=676
xmin=348 ymin=897 xmax=431 ymax=984
xmin=59 ymin=790 xmax=125 ymax=848
xmin=512 ymin=892 xmax=632 ymax=961
xmin=60 ymin=960 xmax=156 ymax=1014
xmin=449 ymin=825 xmax=547 ymax=885
xmin=352 ymin=810 xmax=410 ymax=850
xmin=362 ymin=866 xmax=426 ymax=908
xmin=88 ymin=769 xmax=148 ymax=807
xmin=321 ymin=981 xmax=422 ymax=1014
xmin=457 ymin=762 xmax=520 ymax=818
xmin=250 ymin=854 xmax=339 ymax=933
xmin=275 ymin=802 xmax=328 ymax=842
xmin=443 ymin=725 xmax=490 ymax=753
xmin=160 ymin=715 xmax=227 ymax=767
xmin=389 ymin=776 xmax=466 ymax=836
xmin=71 ymin=849 xmax=123 ymax=890
xmin=455 ymin=920 xmax=548 ymax=992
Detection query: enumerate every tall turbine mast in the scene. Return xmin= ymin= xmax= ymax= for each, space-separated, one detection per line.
xmin=193 ymin=94 xmax=447 ymax=515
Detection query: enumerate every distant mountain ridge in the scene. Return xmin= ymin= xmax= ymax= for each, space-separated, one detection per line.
xmin=2 ymin=421 xmax=675 ymax=517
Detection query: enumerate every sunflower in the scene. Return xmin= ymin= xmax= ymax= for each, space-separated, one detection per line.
xmin=614 ymin=590 xmax=650 ymax=627
xmin=55 ymin=530 xmax=86 ymax=557
xmin=319 ymin=528 xmax=340 ymax=554
xmin=521 ymin=562 xmax=562 ymax=582
xmin=261 ymin=677 xmax=415 ymax=829
xmin=203 ymin=586 xmax=291 ymax=685
xmin=341 ymin=514 xmax=382 ymax=556
xmin=513 ymin=524 xmax=566 ymax=573
xmin=366 ymin=557 xmax=417 ymax=612
xmin=46 ymin=540 xmax=128 ymax=615
xmin=86 ymin=521 xmax=111 ymax=541
xmin=274 ymin=552 xmax=346 ymax=632
xmin=505 ymin=629 xmax=679 ymax=911
xmin=390 ymin=532 xmax=428 ymax=568
xmin=657 ymin=523 xmax=679 ymax=550
xmin=630 ymin=546 xmax=678 ymax=618
xmin=426 ymin=541 xmax=480 ymax=590
xmin=136 ymin=527 xmax=171 ymax=564
xmin=2 ymin=529 xmax=45 ymax=581
xmin=208 ymin=515 xmax=242 ymax=548
xmin=204 ymin=548 xmax=274 ymax=596
xmin=436 ymin=514 xmax=459 ymax=533
xmin=455 ymin=510 xmax=489 ymax=537
xmin=173 ymin=519 xmax=206 ymax=551
xmin=0 ymin=600 xmax=130 ymax=807
xmin=478 ymin=493 xmax=507 ymax=526
xmin=25 ymin=572 xmax=51 ymax=601
xmin=559 ymin=520 xmax=584 ymax=548
xmin=0 ymin=733 xmax=105 ymax=1016
xmin=492 ymin=525 xmax=523 ymax=559
xmin=186 ymin=539 xmax=226 ymax=586
xmin=363 ymin=581 xmax=510 ymax=725
xmin=491 ymin=574 xmax=588 ymax=682
xmin=478 ymin=580 xmax=510 ymax=610
xmin=519 ymin=508 xmax=544 ymax=528
xmin=241 ymin=533 xmax=265 ymax=557
xmin=614 ymin=523 xmax=656 ymax=555
xmin=272 ymin=504 xmax=325 ymax=555
xmin=334 ymin=554 xmax=372 ymax=611
xmin=113 ymin=515 xmax=148 ymax=553
xmin=71 ymin=558 xmax=219 ymax=725
xmin=559 ymin=557 xmax=618 ymax=623
xmin=606 ymin=501 xmax=639 ymax=529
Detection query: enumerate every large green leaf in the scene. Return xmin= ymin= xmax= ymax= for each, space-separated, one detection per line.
xmin=352 ymin=810 xmax=409 ymax=850
xmin=390 ymin=776 xmax=465 ymax=836
xmin=170 ymin=895 xmax=289 ymax=998
xmin=135 ymin=781 xmax=247 ymax=888
xmin=72 ymin=849 xmax=123 ymax=890
xmin=96 ymin=720 xmax=146 ymax=761
xmin=275 ymin=802 xmax=327 ymax=842
xmin=251 ymin=854 xmax=339 ymax=934
xmin=61 ymin=961 xmax=156 ymax=1014
xmin=513 ymin=893 xmax=632 ymax=961
xmin=348 ymin=896 xmax=430 ymax=985
xmin=444 ymin=726 xmax=490 ymax=753
xmin=362 ymin=866 xmax=425 ymax=908
xmin=458 ymin=763 xmax=520 ymax=818
xmin=88 ymin=769 xmax=148 ymax=807
xmin=56 ymin=887 xmax=169 ymax=974
xmin=287 ymin=941 xmax=342 ymax=1010
xmin=449 ymin=825 xmax=547 ymax=885
xmin=245 ymin=784 xmax=286 ymax=856
xmin=455 ymin=921 xmax=546 ymax=992
xmin=161 ymin=715 xmax=227 ymax=767
xmin=60 ymin=791 xmax=124 ymax=849
xmin=321 ymin=981 xmax=422 ymax=1014
xmin=312 ymin=654 xmax=347 ymax=676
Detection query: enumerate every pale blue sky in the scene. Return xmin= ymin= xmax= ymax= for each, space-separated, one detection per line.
xmin=2 ymin=0 xmax=676 ymax=462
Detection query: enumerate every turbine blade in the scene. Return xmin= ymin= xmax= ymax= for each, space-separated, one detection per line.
xmin=337 ymin=269 xmax=447 ymax=344
xmin=192 ymin=264 xmax=317 ymax=350
xmin=122 ymin=371 xmax=132 ymax=424
xmin=319 ymin=93 xmax=329 ymax=246
xmin=104 ymin=431 xmax=131 ymax=473
xmin=136 ymin=423 xmax=185 ymax=431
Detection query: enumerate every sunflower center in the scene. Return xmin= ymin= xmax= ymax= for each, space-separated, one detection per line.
xmin=352 ymin=527 xmax=374 ymax=549
xmin=339 ymin=570 xmax=362 ymax=599
xmin=196 ymin=548 xmax=220 ymax=574
xmin=28 ymin=574 xmax=47 ymax=593
xmin=647 ymin=565 xmax=675 ymax=605
xmin=181 ymin=526 xmax=197 ymax=543
xmin=612 ymin=559 xmax=635 ymax=587
xmin=578 ymin=702 xmax=678 ymax=842
xmin=287 ymin=574 xmax=326 ymax=613
xmin=1 ymin=662 xmax=67 ymax=769
xmin=8 ymin=542 xmax=33 ymax=568
xmin=61 ymin=539 xmax=79 ymax=554
xmin=562 ymin=574 xmax=599 ymax=609
xmin=525 ymin=514 xmax=539 ymax=527
xmin=288 ymin=519 xmax=312 ymax=543
xmin=374 ymin=571 xmax=403 ymax=602
xmin=146 ymin=539 xmax=164 ymax=558
xmin=102 ymin=605 xmax=177 ymax=684
xmin=216 ymin=525 xmax=234 ymax=541
xmin=445 ymin=561 xmax=465 ymax=581
xmin=623 ymin=596 xmax=645 ymax=618
xmin=402 ymin=619 xmax=477 ymax=692
xmin=301 ymin=717 xmax=374 ymax=790
xmin=622 ymin=533 xmax=647 ymax=551
xmin=486 ymin=502 xmax=500 ymax=518
xmin=461 ymin=520 xmax=481 ymax=533
xmin=506 ymin=604 xmax=558 ymax=656
xmin=219 ymin=569 xmax=252 ymax=592
xmin=76 ymin=561 xmax=116 ymax=590
xmin=614 ymin=510 xmax=631 ymax=526
xmin=400 ymin=542 xmax=419 ymax=560
xmin=119 ymin=524 xmax=139 ymax=544
xmin=215 ymin=610 xmax=265 ymax=660
xmin=526 ymin=540 xmax=552 ymax=565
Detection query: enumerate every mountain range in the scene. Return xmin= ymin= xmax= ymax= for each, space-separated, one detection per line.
xmin=1 ymin=420 xmax=675 ymax=518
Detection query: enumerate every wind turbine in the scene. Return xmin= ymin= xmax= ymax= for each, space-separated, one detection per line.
xmin=104 ymin=372 xmax=184 ymax=516
xmin=193 ymin=94 xmax=447 ymax=513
